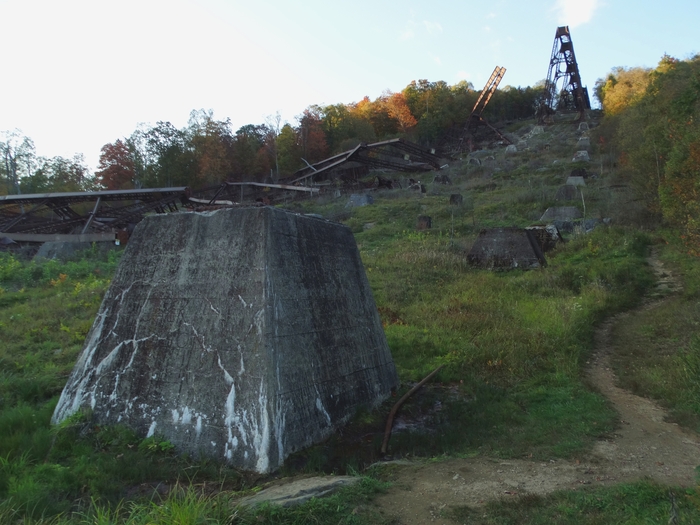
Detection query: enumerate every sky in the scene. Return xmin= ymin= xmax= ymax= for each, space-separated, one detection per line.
xmin=1 ymin=0 xmax=698 ymax=171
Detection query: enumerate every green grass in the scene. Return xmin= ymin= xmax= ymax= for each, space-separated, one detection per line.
xmin=0 ymin=140 xmax=693 ymax=523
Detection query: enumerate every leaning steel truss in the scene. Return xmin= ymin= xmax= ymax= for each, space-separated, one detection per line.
xmin=437 ymin=66 xmax=511 ymax=156
xmin=541 ymin=26 xmax=591 ymax=120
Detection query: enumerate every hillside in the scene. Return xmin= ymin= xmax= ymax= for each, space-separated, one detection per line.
xmin=1 ymin=113 xmax=699 ymax=524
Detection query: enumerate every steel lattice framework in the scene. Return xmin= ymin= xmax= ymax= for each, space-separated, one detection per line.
xmin=0 ymin=188 xmax=189 ymax=242
xmin=541 ymin=26 xmax=591 ymax=120
xmin=437 ymin=66 xmax=511 ymax=156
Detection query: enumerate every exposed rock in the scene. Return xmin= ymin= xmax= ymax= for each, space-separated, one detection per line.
xmin=236 ymin=476 xmax=361 ymax=508
xmin=572 ymin=151 xmax=590 ymax=162
xmin=505 ymin=145 xmax=518 ymax=155
xmin=577 ymin=136 xmax=591 ymax=148
xmin=346 ymin=194 xmax=373 ymax=207
xmin=417 ymin=216 xmax=432 ymax=230
xmin=468 ymin=158 xmax=481 ymax=166
xmin=570 ymin=167 xmax=589 ymax=178
xmin=525 ymin=225 xmax=565 ymax=252
xmin=449 ymin=194 xmax=463 ymax=206
xmin=433 ymin=174 xmax=451 ymax=184
xmin=467 ymin=228 xmax=546 ymax=270
xmin=578 ymin=122 xmax=590 ymax=131
xmin=565 ymin=176 xmax=586 ymax=187
xmin=52 ymin=207 xmax=398 ymax=473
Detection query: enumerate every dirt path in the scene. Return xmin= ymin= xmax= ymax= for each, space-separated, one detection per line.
xmin=373 ymin=251 xmax=700 ymax=524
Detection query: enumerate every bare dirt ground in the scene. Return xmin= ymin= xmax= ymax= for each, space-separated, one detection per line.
xmin=372 ymin=251 xmax=700 ymax=524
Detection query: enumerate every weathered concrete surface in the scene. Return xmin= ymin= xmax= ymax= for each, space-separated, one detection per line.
xmin=467 ymin=228 xmax=546 ymax=270
xmin=52 ymin=207 xmax=398 ymax=473
xmin=540 ymin=206 xmax=583 ymax=221
xmin=525 ymin=225 xmax=564 ymax=253
xmin=555 ymin=184 xmax=579 ymax=201
xmin=565 ymin=175 xmax=586 ymax=187
xmin=572 ymin=150 xmax=590 ymax=162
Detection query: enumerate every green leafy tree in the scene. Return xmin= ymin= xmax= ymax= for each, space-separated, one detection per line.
xmin=277 ymin=124 xmax=302 ymax=176
xmin=0 ymin=130 xmax=36 ymax=194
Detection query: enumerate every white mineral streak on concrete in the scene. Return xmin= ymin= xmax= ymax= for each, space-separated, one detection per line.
xmin=238 ymin=348 xmax=245 ymax=376
xmin=238 ymin=295 xmax=247 ymax=308
xmin=108 ymin=281 xmax=138 ymax=336
xmin=196 ymin=416 xmax=202 ymax=438
xmin=275 ymin=399 xmax=286 ymax=466
xmin=52 ymin=310 xmax=108 ymax=423
xmin=147 ymin=420 xmax=157 ymax=438
xmin=185 ymin=323 xmax=211 ymax=353
xmin=206 ymin=297 xmax=221 ymax=316
xmin=217 ymin=354 xmax=234 ymax=384
xmin=224 ymin=382 xmax=237 ymax=460
xmin=171 ymin=409 xmax=179 ymax=423
xmin=181 ymin=406 xmax=192 ymax=425
xmin=316 ymin=397 xmax=332 ymax=425
xmin=254 ymin=377 xmax=271 ymax=473
xmin=253 ymin=309 xmax=265 ymax=336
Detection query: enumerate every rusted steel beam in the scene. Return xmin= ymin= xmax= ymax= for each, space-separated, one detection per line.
xmin=0 ymin=187 xmax=189 ymax=205
xmin=437 ymin=66 xmax=511 ymax=156
xmin=224 ymin=182 xmax=319 ymax=193
xmin=472 ymin=66 xmax=506 ymax=117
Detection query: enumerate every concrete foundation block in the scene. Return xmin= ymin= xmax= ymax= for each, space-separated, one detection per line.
xmin=52 ymin=207 xmax=398 ymax=473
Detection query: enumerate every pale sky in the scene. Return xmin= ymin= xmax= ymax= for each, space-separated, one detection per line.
xmin=1 ymin=0 xmax=698 ymax=171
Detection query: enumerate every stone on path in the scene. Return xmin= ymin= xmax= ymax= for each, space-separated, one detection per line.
xmin=236 ymin=476 xmax=361 ymax=508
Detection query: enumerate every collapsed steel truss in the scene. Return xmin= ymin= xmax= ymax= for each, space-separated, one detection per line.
xmin=290 ymin=138 xmax=442 ymax=184
xmin=437 ymin=66 xmax=511 ymax=156
xmin=541 ymin=26 xmax=591 ymax=120
xmin=0 ymin=187 xmax=189 ymax=241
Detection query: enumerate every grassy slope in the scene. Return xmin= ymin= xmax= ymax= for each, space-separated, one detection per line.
xmin=0 ymin=121 xmax=698 ymax=523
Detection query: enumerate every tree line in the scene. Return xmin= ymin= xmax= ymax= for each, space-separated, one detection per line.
xmin=1 ymin=80 xmax=543 ymax=194
xmin=593 ymin=54 xmax=700 ymax=254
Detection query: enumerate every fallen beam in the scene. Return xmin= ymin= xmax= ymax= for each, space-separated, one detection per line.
xmin=0 ymin=232 xmax=117 ymax=243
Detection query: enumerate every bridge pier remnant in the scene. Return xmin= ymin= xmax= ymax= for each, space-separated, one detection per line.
xmin=52 ymin=207 xmax=398 ymax=473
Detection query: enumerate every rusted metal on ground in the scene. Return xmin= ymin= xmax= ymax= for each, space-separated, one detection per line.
xmin=291 ymin=138 xmax=442 ymax=185
xmin=539 ymin=26 xmax=591 ymax=122
xmin=381 ymin=365 xmax=444 ymax=455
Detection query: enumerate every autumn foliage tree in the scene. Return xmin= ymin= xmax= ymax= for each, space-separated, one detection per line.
xmin=96 ymin=139 xmax=136 ymax=190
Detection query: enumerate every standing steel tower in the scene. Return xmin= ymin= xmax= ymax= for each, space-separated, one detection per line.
xmin=540 ymin=26 xmax=591 ymax=121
